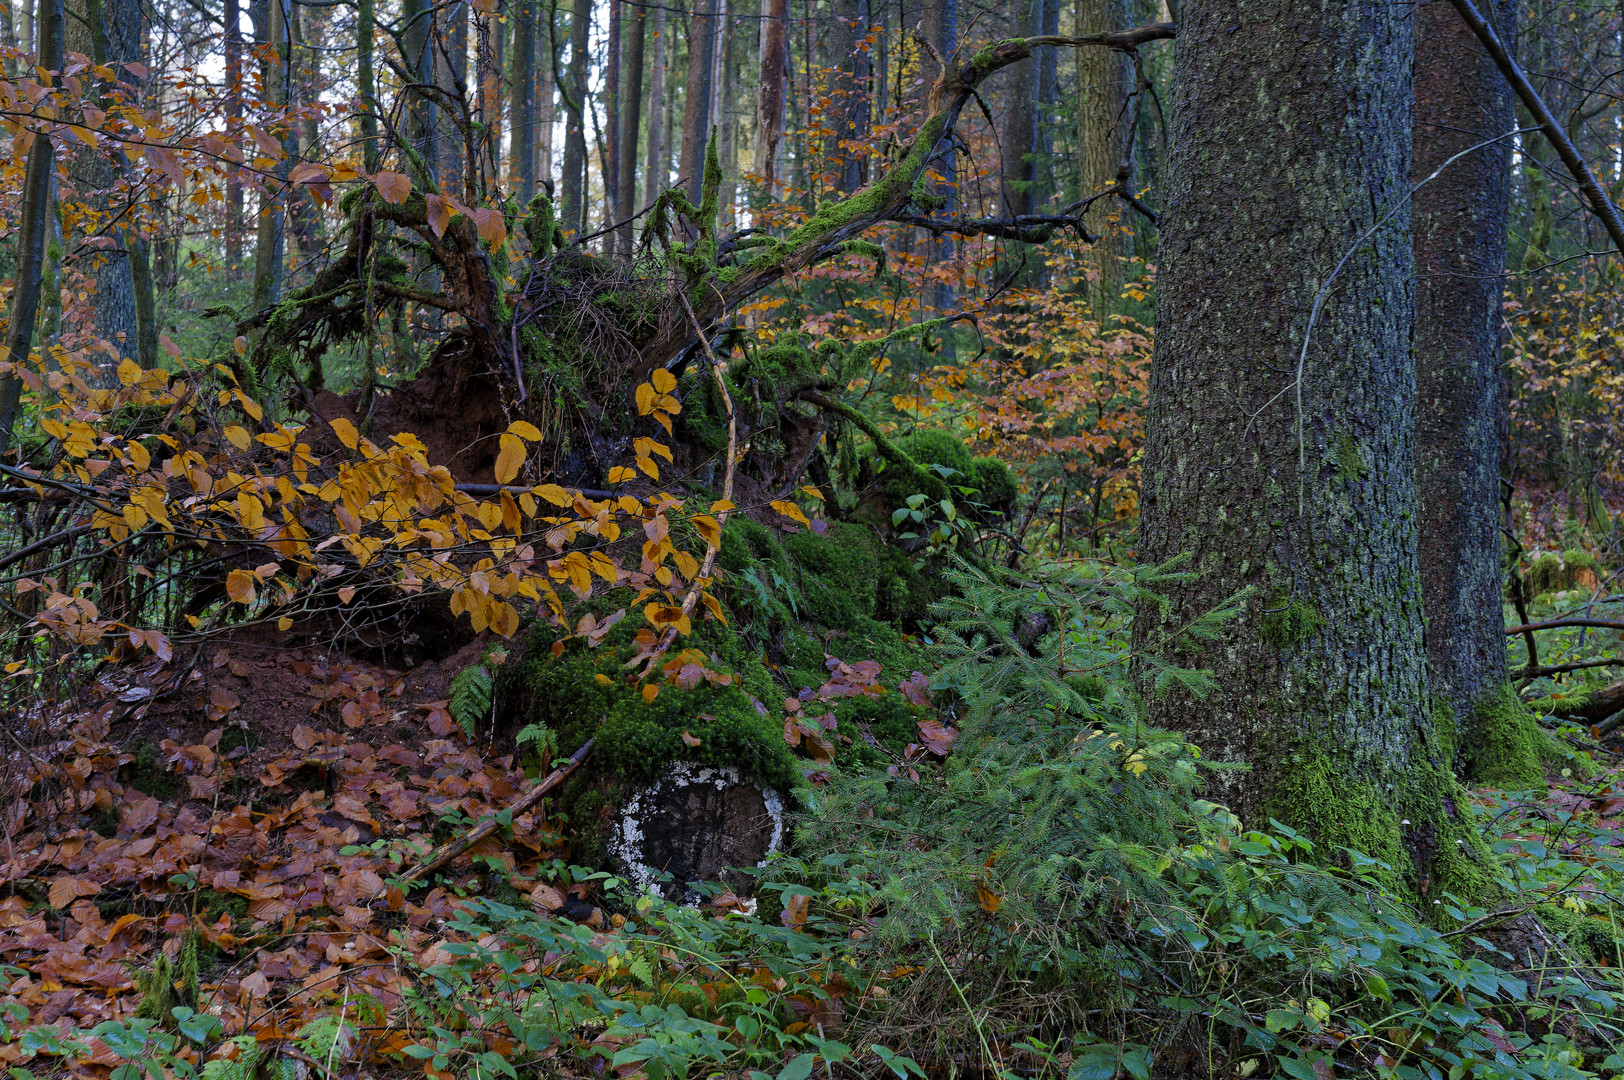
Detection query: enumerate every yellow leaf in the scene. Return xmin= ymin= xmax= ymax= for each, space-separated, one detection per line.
xmin=607 ymin=465 xmax=637 ymax=484
xmin=117 ymin=358 xmax=142 ymax=386
xmin=635 ymin=455 xmax=659 ymax=479
xmin=709 ymin=499 xmax=736 ymax=514
xmin=635 ymin=382 xmax=657 ymax=415
xmin=330 ymin=417 xmax=360 ymax=451
xmin=223 ymin=425 xmax=252 ymax=451
xmin=494 ymin=432 xmax=525 ymax=484
xmin=642 ymin=683 xmax=660 ymax=704
xmin=507 ymin=420 xmax=544 ymax=442
xmin=491 ymin=601 xmax=519 ymax=637
xmin=531 ymin=483 xmax=572 ymax=506
xmin=225 ymin=569 xmax=258 ymax=604
xmin=237 ymin=492 xmax=266 ymax=529
xmin=770 ymin=500 xmax=811 ymax=528
xmin=651 ymin=369 xmax=676 ymax=394
xmin=122 ymin=503 xmax=148 ymax=530
xmin=278 ymin=616 xmax=294 ymax=631
xmin=125 ymin=441 xmax=151 ymax=471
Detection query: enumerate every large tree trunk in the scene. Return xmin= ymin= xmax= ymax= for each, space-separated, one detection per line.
xmin=66 ymin=0 xmax=141 ymax=373
xmin=1413 ymin=0 xmax=1521 ymax=776
xmin=1077 ymin=0 xmax=1131 ymax=316
xmin=678 ymin=0 xmax=716 ymax=204
xmin=1135 ymin=0 xmax=1481 ymax=895
xmin=753 ymin=0 xmax=788 ymax=187
xmin=251 ymin=0 xmax=288 ymax=316
xmin=401 ymin=0 xmax=438 ymax=185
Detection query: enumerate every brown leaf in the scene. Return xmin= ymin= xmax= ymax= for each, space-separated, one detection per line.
xmin=373 ymin=170 xmax=412 ymax=204
xmin=48 ymin=876 xmax=101 ymax=910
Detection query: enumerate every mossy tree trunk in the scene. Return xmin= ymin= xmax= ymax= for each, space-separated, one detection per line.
xmin=1413 ymin=0 xmax=1525 ymax=779
xmin=1135 ymin=0 xmax=1485 ymax=896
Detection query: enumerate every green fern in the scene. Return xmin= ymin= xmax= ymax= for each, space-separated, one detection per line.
xmin=449 ymin=662 xmax=495 ymax=738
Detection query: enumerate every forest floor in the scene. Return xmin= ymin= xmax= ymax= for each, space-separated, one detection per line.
xmin=1 ymin=619 xmax=1621 ymax=1078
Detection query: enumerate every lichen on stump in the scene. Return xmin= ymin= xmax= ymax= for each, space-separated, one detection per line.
xmin=607 ymin=763 xmax=786 ymax=901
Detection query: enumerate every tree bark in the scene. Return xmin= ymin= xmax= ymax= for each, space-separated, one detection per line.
xmin=510 ymin=0 xmax=536 ymax=202
xmin=65 ymin=0 xmax=141 ymax=372
xmin=1135 ymin=0 xmax=1478 ymax=894
xmin=1077 ymin=0 xmax=1130 ymax=315
xmin=251 ymin=0 xmax=288 ymax=318
xmin=754 ymin=0 xmax=788 ymax=186
xmin=357 ymin=0 xmax=379 ymax=171
xmin=678 ymin=0 xmax=716 ymax=203
xmin=0 ymin=0 xmax=62 ymax=457
xmin=605 ymin=0 xmax=621 ymax=236
xmin=402 ymin=0 xmax=438 ymax=185
xmin=1413 ymin=0 xmax=1517 ymax=769
xmin=642 ymin=1 xmax=668 ymax=206
xmin=560 ymin=0 xmax=590 ymax=231
xmin=1000 ymin=0 xmax=1039 ymax=217
xmin=537 ymin=1 xmax=555 ymax=188
xmin=615 ymin=0 xmax=645 ymax=253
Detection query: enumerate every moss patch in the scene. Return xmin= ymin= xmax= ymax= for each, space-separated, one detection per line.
xmin=1262 ymin=746 xmax=1494 ymax=908
xmin=1463 ymin=684 xmax=1550 ymax=789
xmin=1523 ymin=549 xmax=1602 ymax=597
xmin=1259 ymin=597 xmax=1323 ymax=649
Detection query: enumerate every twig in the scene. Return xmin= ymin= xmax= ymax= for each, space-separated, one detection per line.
xmin=1503 ymin=618 xmax=1624 ymax=635
xmin=1518 ymin=657 xmax=1624 ymax=678
xmin=395 ymin=738 xmax=593 ymax=887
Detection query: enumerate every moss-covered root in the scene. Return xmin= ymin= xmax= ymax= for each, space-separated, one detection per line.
xmin=1463 ymin=684 xmax=1560 ymax=789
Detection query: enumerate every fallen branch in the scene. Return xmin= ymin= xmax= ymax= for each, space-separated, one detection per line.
xmin=1539 ymin=681 xmax=1624 ymax=728
xmin=1517 ymin=656 xmax=1624 ymax=678
xmin=1504 ymin=618 xmax=1624 ymax=635
xmin=395 ymin=738 xmax=593 ymax=887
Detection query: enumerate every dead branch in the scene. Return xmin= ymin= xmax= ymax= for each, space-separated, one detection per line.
xmin=1446 ymin=0 xmax=1624 ymax=255
xmin=396 ymin=738 xmax=593 ymax=887
xmin=1504 ymin=617 xmax=1624 ymax=635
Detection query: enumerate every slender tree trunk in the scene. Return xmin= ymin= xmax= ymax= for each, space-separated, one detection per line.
xmin=510 ymin=0 xmax=536 ymax=202
xmin=605 ymin=0 xmax=621 ymax=239
xmin=1000 ymin=0 xmax=1039 ymax=216
xmin=615 ymin=0 xmax=645 ymax=253
xmin=1414 ymin=0 xmax=1523 ymax=775
xmin=643 ymin=1 xmax=668 ymax=205
xmin=441 ymin=2 xmax=469 ymax=199
xmin=1077 ymin=0 xmax=1129 ymax=314
xmin=1 ymin=0 xmax=16 ymax=78
xmin=921 ymin=0 xmax=957 ymax=324
xmin=357 ymin=0 xmax=378 ymax=170
xmin=537 ymin=1 xmax=555 ymax=187
xmin=402 ymin=0 xmax=438 ymax=185
xmin=679 ymin=0 xmax=716 ymax=203
xmin=0 ymin=0 xmax=62 ymax=456
xmin=754 ymin=0 xmax=788 ymax=186
xmin=252 ymin=0 xmax=288 ymax=318
xmin=560 ymin=0 xmax=590 ymax=231
xmin=1136 ymin=0 xmax=1481 ymax=894
xmin=225 ymin=0 xmax=245 ymax=268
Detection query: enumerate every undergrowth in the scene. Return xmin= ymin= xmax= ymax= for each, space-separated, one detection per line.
xmin=4 ymin=560 xmax=1622 ymax=1080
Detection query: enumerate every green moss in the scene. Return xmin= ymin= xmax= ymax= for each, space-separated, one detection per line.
xmin=125 ymin=740 xmax=184 ymax=801
xmin=1534 ymin=903 xmax=1624 ymax=968
xmin=1431 ymin=698 xmax=1457 ymax=761
xmin=1262 ymin=747 xmax=1494 ymax=907
xmin=967 ymin=456 xmax=1018 ymax=517
xmin=1258 ymin=597 xmax=1323 ymax=649
xmin=1330 ymin=432 xmax=1366 ymax=480
xmin=1464 ymin=684 xmax=1549 ymax=789
xmin=1523 ymin=549 xmax=1602 ymax=596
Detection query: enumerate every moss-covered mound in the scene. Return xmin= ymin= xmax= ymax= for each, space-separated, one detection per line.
xmin=1521 ymin=548 xmax=1602 ymax=597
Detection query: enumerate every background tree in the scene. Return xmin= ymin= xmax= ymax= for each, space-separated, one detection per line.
xmin=1413 ymin=0 xmax=1526 ymax=779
